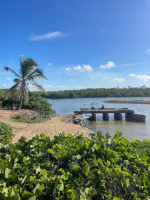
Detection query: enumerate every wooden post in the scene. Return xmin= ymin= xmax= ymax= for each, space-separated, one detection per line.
xmin=114 ymin=113 xmax=122 ymax=121
xmin=103 ymin=113 xmax=109 ymax=121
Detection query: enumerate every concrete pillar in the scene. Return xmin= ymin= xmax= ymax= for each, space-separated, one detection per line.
xmin=103 ymin=113 xmax=109 ymax=121
xmin=90 ymin=113 xmax=96 ymax=121
xmin=114 ymin=113 xmax=122 ymax=121
xmin=132 ymin=114 xmax=145 ymax=122
xmin=126 ymin=113 xmax=145 ymax=122
xmin=125 ymin=113 xmax=133 ymax=121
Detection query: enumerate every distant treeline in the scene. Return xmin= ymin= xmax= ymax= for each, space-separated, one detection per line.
xmin=37 ymin=87 xmax=150 ymax=99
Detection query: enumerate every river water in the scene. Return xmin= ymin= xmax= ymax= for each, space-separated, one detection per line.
xmin=47 ymin=97 xmax=150 ymax=141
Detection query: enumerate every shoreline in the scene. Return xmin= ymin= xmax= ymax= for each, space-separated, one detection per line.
xmin=104 ymin=100 xmax=150 ymax=104
xmin=0 ymin=109 xmax=91 ymax=143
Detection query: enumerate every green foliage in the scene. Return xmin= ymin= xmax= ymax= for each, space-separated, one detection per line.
xmin=22 ymin=94 xmax=56 ymax=117
xmin=0 ymin=89 xmax=19 ymax=109
xmin=0 ymin=122 xmax=13 ymax=144
xmin=12 ymin=114 xmax=47 ymax=123
xmin=39 ymin=87 xmax=150 ymax=99
xmin=0 ymin=131 xmax=150 ymax=199
xmin=0 ymin=90 xmax=55 ymax=117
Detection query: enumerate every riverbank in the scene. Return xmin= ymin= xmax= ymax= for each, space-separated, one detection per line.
xmin=104 ymin=100 xmax=150 ymax=104
xmin=0 ymin=109 xmax=91 ymax=143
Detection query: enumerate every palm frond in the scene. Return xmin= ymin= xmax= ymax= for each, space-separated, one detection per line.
xmin=14 ymin=78 xmax=22 ymax=84
xmin=26 ymin=68 xmax=48 ymax=81
xmin=20 ymin=58 xmax=38 ymax=78
xmin=8 ymin=83 xmax=20 ymax=95
xmin=30 ymin=82 xmax=46 ymax=93
xmin=4 ymin=66 xmax=21 ymax=78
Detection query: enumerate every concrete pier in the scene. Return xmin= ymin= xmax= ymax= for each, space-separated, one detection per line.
xmin=74 ymin=108 xmax=146 ymax=122
xmin=114 ymin=113 xmax=122 ymax=121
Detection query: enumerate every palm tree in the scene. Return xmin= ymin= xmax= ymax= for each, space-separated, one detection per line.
xmin=4 ymin=56 xmax=47 ymax=109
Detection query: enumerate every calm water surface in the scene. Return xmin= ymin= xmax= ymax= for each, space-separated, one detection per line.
xmin=47 ymin=97 xmax=150 ymax=141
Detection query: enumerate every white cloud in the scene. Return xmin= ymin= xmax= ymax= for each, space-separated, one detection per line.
xmin=74 ymin=65 xmax=82 ymax=71
xmin=129 ymin=73 xmax=135 ymax=77
xmin=6 ymin=77 xmax=11 ymax=80
xmin=119 ymin=62 xmax=147 ymax=67
xmin=29 ymin=31 xmax=65 ymax=41
xmin=129 ymin=73 xmax=150 ymax=81
xmin=147 ymin=49 xmax=150 ymax=53
xmin=112 ymin=78 xmax=125 ymax=82
xmin=83 ymin=64 xmax=92 ymax=71
xmin=65 ymin=65 xmax=93 ymax=72
xmin=73 ymin=65 xmax=92 ymax=72
xmin=48 ymin=63 xmax=52 ymax=66
xmin=100 ymin=61 xmax=115 ymax=69
xmin=65 ymin=67 xmax=72 ymax=72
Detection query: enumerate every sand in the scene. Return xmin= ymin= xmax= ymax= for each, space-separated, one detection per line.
xmin=0 ymin=109 xmax=91 ymax=143
xmin=104 ymin=100 xmax=150 ymax=104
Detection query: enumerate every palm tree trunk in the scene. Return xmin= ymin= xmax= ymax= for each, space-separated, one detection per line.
xmin=18 ymin=97 xmax=23 ymax=110
xmin=18 ymin=85 xmax=23 ymax=109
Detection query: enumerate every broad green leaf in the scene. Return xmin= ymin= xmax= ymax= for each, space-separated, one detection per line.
xmin=85 ymin=163 xmax=89 ymax=176
xmin=36 ymin=166 xmax=41 ymax=174
xmin=76 ymin=154 xmax=81 ymax=159
xmin=22 ymin=191 xmax=33 ymax=198
xmin=28 ymin=196 xmax=36 ymax=200
xmin=59 ymin=181 xmax=64 ymax=191
xmin=33 ymin=183 xmax=40 ymax=195
xmin=108 ymin=138 xmax=111 ymax=145
xmin=40 ymin=184 xmax=45 ymax=192
xmin=97 ymin=158 xmax=103 ymax=165
xmin=126 ymin=179 xmax=130 ymax=187
xmin=5 ymin=168 xmax=11 ymax=178
xmin=47 ymin=149 xmax=55 ymax=154
xmin=85 ymin=188 xmax=90 ymax=194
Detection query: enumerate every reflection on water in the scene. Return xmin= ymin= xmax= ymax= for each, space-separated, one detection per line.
xmin=47 ymin=97 xmax=150 ymax=141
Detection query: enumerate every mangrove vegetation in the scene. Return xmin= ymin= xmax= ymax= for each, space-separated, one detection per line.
xmin=40 ymin=87 xmax=150 ymax=99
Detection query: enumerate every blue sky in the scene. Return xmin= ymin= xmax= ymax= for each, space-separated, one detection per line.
xmin=1 ymin=0 xmax=150 ymax=91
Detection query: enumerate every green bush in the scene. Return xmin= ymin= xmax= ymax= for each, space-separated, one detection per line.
xmin=22 ymin=94 xmax=55 ymax=117
xmin=0 ymin=131 xmax=150 ymax=199
xmin=0 ymin=90 xmax=55 ymax=117
xmin=0 ymin=89 xmax=19 ymax=109
xmin=0 ymin=122 xmax=13 ymax=144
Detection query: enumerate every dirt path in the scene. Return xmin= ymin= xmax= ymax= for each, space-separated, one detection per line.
xmin=0 ymin=109 xmax=91 ymax=143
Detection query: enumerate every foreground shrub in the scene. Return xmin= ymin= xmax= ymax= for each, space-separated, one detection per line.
xmin=0 ymin=131 xmax=150 ymax=199
xmin=0 ymin=122 xmax=13 ymax=144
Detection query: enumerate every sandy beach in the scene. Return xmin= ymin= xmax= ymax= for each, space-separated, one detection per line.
xmin=0 ymin=109 xmax=91 ymax=143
